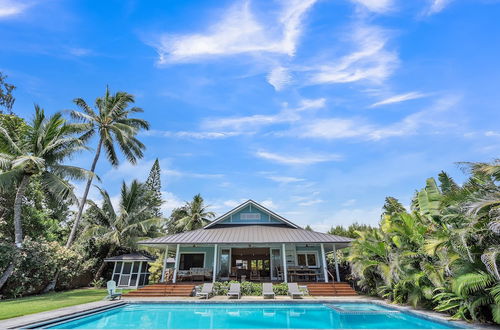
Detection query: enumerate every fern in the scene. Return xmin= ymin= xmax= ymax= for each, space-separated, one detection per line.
xmin=452 ymin=272 xmax=495 ymax=296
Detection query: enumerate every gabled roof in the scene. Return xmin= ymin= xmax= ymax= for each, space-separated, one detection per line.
xmin=103 ymin=253 xmax=155 ymax=262
xmin=139 ymin=225 xmax=353 ymax=245
xmin=204 ymin=199 xmax=299 ymax=229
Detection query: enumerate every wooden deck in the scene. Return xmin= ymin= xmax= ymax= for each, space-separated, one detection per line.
xmin=123 ymin=282 xmax=357 ymax=297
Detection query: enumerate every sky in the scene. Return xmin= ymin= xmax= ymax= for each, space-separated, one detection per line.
xmin=1 ymin=0 xmax=499 ymax=231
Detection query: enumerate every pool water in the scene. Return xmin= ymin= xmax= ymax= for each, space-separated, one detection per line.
xmin=45 ymin=303 xmax=465 ymax=329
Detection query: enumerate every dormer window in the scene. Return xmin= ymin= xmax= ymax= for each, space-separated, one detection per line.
xmin=240 ymin=213 xmax=261 ymax=220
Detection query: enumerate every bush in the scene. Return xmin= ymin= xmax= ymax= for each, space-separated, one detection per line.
xmin=211 ymin=281 xmax=287 ymax=296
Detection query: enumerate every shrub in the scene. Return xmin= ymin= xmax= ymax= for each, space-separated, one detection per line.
xmin=211 ymin=281 xmax=288 ymax=296
xmin=272 ymin=282 xmax=288 ymax=295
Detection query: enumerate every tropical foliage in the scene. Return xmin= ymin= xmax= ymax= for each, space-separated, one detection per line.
xmin=348 ymin=161 xmax=500 ymax=324
xmin=167 ymin=194 xmax=215 ymax=233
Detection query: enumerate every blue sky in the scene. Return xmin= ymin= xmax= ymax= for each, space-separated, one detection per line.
xmin=1 ymin=0 xmax=499 ymax=231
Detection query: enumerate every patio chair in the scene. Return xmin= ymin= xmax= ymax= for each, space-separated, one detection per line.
xmin=196 ymin=283 xmax=214 ymax=299
xmin=227 ymin=283 xmax=241 ymax=299
xmin=105 ymin=280 xmax=122 ymax=300
xmin=287 ymin=283 xmax=304 ymax=299
xmin=262 ymin=283 xmax=275 ymax=299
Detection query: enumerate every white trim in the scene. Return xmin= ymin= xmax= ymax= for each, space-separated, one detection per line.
xmin=178 ymin=251 xmax=207 ymax=270
xmin=213 ymin=244 xmax=218 ymax=282
xmin=321 ymin=243 xmax=328 ymax=283
xmin=295 ymin=250 xmax=320 ymax=268
xmin=204 ymin=200 xmax=299 ymax=229
xmin=282 ymin=243 xmax=288 ymax=283
xmin=333 ymin=243 xmax=341 ymax=282
xmin=173 ymin=244 xmax=180 ymax=283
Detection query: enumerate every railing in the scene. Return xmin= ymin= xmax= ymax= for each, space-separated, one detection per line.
xmin=327 ymin=269 xmax=336 ymax=282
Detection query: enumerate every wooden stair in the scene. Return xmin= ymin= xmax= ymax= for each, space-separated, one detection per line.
xmin=301 ymin=282 xmax=357 ymax=296
xmin=124 ymin=283 xmax=195 ymax=297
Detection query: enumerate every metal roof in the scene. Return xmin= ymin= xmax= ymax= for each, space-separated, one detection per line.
xmin=204 ymin=200 xmax=299 ymax=229
xmin=103 ymin=253 xmax=155 ymax=262
xmin=139 ymin=225 xmax=353 ymax=246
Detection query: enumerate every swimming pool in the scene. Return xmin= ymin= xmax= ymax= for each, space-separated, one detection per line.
xmin=36 ymin=302 xmax=467 ymax=329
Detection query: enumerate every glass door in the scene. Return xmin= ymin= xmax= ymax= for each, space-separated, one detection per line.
xmin=271 ymin=249 xmax=282 ymax=280
xmin=219 ymin=249 xmax=230 ymax=280
xmin=119 ymin=262 xmax=132 ymax=286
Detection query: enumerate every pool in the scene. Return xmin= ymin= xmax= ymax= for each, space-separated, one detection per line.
xmin=35 ymin=302 xmax=467 ymax=329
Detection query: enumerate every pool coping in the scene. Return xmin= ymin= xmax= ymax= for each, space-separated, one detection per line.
xmin=1 ymin=296 xmax=498 ymax=330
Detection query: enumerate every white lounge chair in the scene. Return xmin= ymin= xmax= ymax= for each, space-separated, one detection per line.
xmin=196 ymin=283 xmax=214 ymax=299
xmin=227 ymin=283 xmax=241 ymax=299
xmin=262 ymin=283 xmax=275 ymax=299
xmin=105 ymin=280 xmax=122 ymax=300
xmin=287 ymin=283 xmax=304 ymax=299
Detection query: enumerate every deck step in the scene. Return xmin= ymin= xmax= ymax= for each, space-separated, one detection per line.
xmin=301 ymin=282 xmax=357 ymax=296
xmin=123 ymin=284 xmax=195 ymax=297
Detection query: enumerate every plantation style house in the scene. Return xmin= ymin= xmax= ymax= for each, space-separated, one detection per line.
xmin=139 ymin=200 xmax=353 ymax=285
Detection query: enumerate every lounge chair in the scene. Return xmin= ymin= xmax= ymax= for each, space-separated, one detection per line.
xmin=227 ymin=283 xmax=241 ymax=299
xmin=262 ymin=283 xmax=275 ymax=299
xmin=287 ymin=283 xmax=304 ymax=299
xmin=196 ymin=283 xmax=214 ymax=299
xmin=105 ymin=280 xmax=122 ymax=300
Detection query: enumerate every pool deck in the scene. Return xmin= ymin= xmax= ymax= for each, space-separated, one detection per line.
xmin=1 ymin=295 xmax=497 ymax=330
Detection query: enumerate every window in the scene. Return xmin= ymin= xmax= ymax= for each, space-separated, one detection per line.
xmin=240 ymin=213 xmax=261 ymax=220
xmin=296 ymin=252 xmax=318 ymax=267
xmin=179 ymin=253 xmax=204 ymax=270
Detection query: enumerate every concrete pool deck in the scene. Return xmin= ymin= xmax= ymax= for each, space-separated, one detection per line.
xmin=1 ymin=295 xmax=497 ymax=330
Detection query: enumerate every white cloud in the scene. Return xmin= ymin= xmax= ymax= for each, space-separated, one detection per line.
xmin=68 ymin=47 xmax=93 ymax=57
xmin=161 ymin=191 xmax=185 ymax=215
xmin=311 ymin=206 xmax=382 ymax=231
xmin=308 ymin=25 xmax=398 ymax=85
xmin=260 ymin=199 xmax=278 ymax=209
xmin=426 ymin=0 xmax=454 ymax=15
xmin=267 ymin=66 xmax=292 ymax=91
xmin=266 ymin=176 xmax=305 ymax=183
xmin=342 ymin=199 xmax=357 ymax=207
xmin=0 ymin=0 xmax=29 ymax=18
xmin=145 ymin=130 xmax=245 ymax=139
xmin=255 ymin=150 xmax=343 ymax=165
xmin=299 ymin=118 xmax=373 ymax=139
xmin=349 ymin=0 xmax=394 ymax=13
xmin=204 ymin=98 xmax=325 ymax=131
xmin=485 ymin=131 xmax=500 ymax=137
xmin=369 ymin=91 xmax=427 ymax=107
xmin=298 ymin=199 xmax=324 ymax=206
xmin=154 ymin=0 xmax=316 ymax=64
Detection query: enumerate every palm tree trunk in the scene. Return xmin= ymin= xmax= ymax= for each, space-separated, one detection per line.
xmin=66 ymin=139 xmax=102 ymax=248
xmin=94 ymin=246 xmax=116 ymax=281
xmin=0 ymin=263 xmax=15 ymax=290
xmin=14 ymin=175 xmax=30 ymax=247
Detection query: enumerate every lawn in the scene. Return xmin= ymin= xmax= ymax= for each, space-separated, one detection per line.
xmin=0 ymin=288 xmax=125 ymax=320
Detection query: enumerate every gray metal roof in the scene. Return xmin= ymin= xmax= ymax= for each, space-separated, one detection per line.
xmin=139 ymin=225 xmax=353 ymax=245
xmin=103 ymin=253 xmax=155 ymax=262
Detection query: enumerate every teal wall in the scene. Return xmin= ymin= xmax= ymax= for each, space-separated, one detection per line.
xmin=218 ymin=205 xmax=284 ymax=225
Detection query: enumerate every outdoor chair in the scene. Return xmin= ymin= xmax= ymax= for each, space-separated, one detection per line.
xmin=105 ymin=280 xmax=122 ymax=300
xmin=227 ymin=283 xmax=241 ymax=299
xmin=196 ymin=283 xmax=214 ymax=299
xmin=262 ymin=283 xmax=275 ymax=299
xmin=287 ymin=283 xmax=304 ymax=299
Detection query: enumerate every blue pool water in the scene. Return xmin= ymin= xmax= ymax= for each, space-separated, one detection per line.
xmin=45 ymin=303 xmax=465 ymax=329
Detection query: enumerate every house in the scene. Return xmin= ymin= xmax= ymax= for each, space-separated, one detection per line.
xmin=139 ymin=200 xmax=353 ymax=284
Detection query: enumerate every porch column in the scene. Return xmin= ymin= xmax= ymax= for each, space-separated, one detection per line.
xmin=172 ymin=244 xmax=180 ymax=283
xmin=213 ymin=244 xmax=218 ymax=283
xmin=282 ymin=243 xmax=288 ymax=283
xmin=333 ymin=243 xmax=341 ymax=282
xmin=160 ymin=245 xmax=169 ymax=282
xmin=321 ymin=243 xmax=328 ymax=283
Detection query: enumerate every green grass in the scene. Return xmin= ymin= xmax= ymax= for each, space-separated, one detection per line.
xmin=0 ymin=288 xmax=127 ymax=320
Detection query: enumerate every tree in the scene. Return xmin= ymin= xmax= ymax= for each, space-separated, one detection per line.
xmin=0 ymin=73 xmax=15 ymax=114
xmin=82 ymin=180 xmax=162 ymax=280
xmin=168 ymin=194 xmax=215 ymax=233
xmin=0 ymin=107 xmax=89 ymax=289
xmin=65 ymin=87 xmax=150 ymax=248
xmin=304 ymin=225 xmax=313 ymax=231
xmin=145 ymin=158 xmax=163 ymax=218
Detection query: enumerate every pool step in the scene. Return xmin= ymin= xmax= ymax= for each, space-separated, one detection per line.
xmin=124 ymin=284 xmax=195 ymax=297
xmin=301 ymin=282 xmax=357 ymax=296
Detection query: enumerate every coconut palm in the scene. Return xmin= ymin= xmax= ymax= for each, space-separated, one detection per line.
xmin=83 ymin=180 xmax=161 ymax=280
xmin=65 ymin=87 xmax=150 ymax=247
xmin=170 ymin=194 xmax=215 ymax=233
xmin=0 ymin=107 xmax=89 ymax=288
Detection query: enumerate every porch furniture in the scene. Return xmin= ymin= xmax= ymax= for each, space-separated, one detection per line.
xmin=190 ymin=268 xmax=212 ymax=281
xmin=196 ymin=283 xmax=214 ymax=299
xmin=177 ymin=270 xmax=191 ymax=282
xmin=105 ymin=280 xmax=122 ymax=300
xmin=227 ymin=283 xmax=241 ymax=299
xmin=262 ymin=283 xmax=275 ymax=299
xmin=287 ymin=283 xmax=304 ymax=299
xmin=250 ymin=269 xmax=261 ymax=281
xmin=229 ymin=267 xmax=238 ymax=281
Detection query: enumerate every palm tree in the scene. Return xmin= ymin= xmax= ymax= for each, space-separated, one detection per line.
xmin=65 ymin=87 xmax=150 ymax=247
xmin=169 ymin=194 xmax=215 ymax=233
xmin=83 ymin=180 xmax=161 ymax=280
xmin=0 ymin=107 xmax=89 ymax=289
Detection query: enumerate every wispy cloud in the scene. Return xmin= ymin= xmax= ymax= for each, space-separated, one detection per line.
xmin=267 ymin=66 xmax=292 ymax=91
xmin=425 ymin=0 xmax=454 ymax=15
xmin=153 ymin=0 xmax=316 ymax=64
xmin=0 ymin=0 xmax=30 ymax=18
xmin=255 ymin=150 xmax=343 ymax=165
xmin=369 ymin=91 xmax=427 ymax=107
xmin=298 ymin=199 xmax=324 ymax=206
xmin=266 ymin=176 xmax=305 ymax=183
xmin=307 ymin=24 xmax=398 ymax=85
xmin=145 ymin=130 xmax=245 ymax=139
xmin=349 ymin=0 xmax=394 ymax=13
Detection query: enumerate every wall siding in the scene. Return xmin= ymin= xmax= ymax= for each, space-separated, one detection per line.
xmin=218 ymin=205 xmax=284 ymax=225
